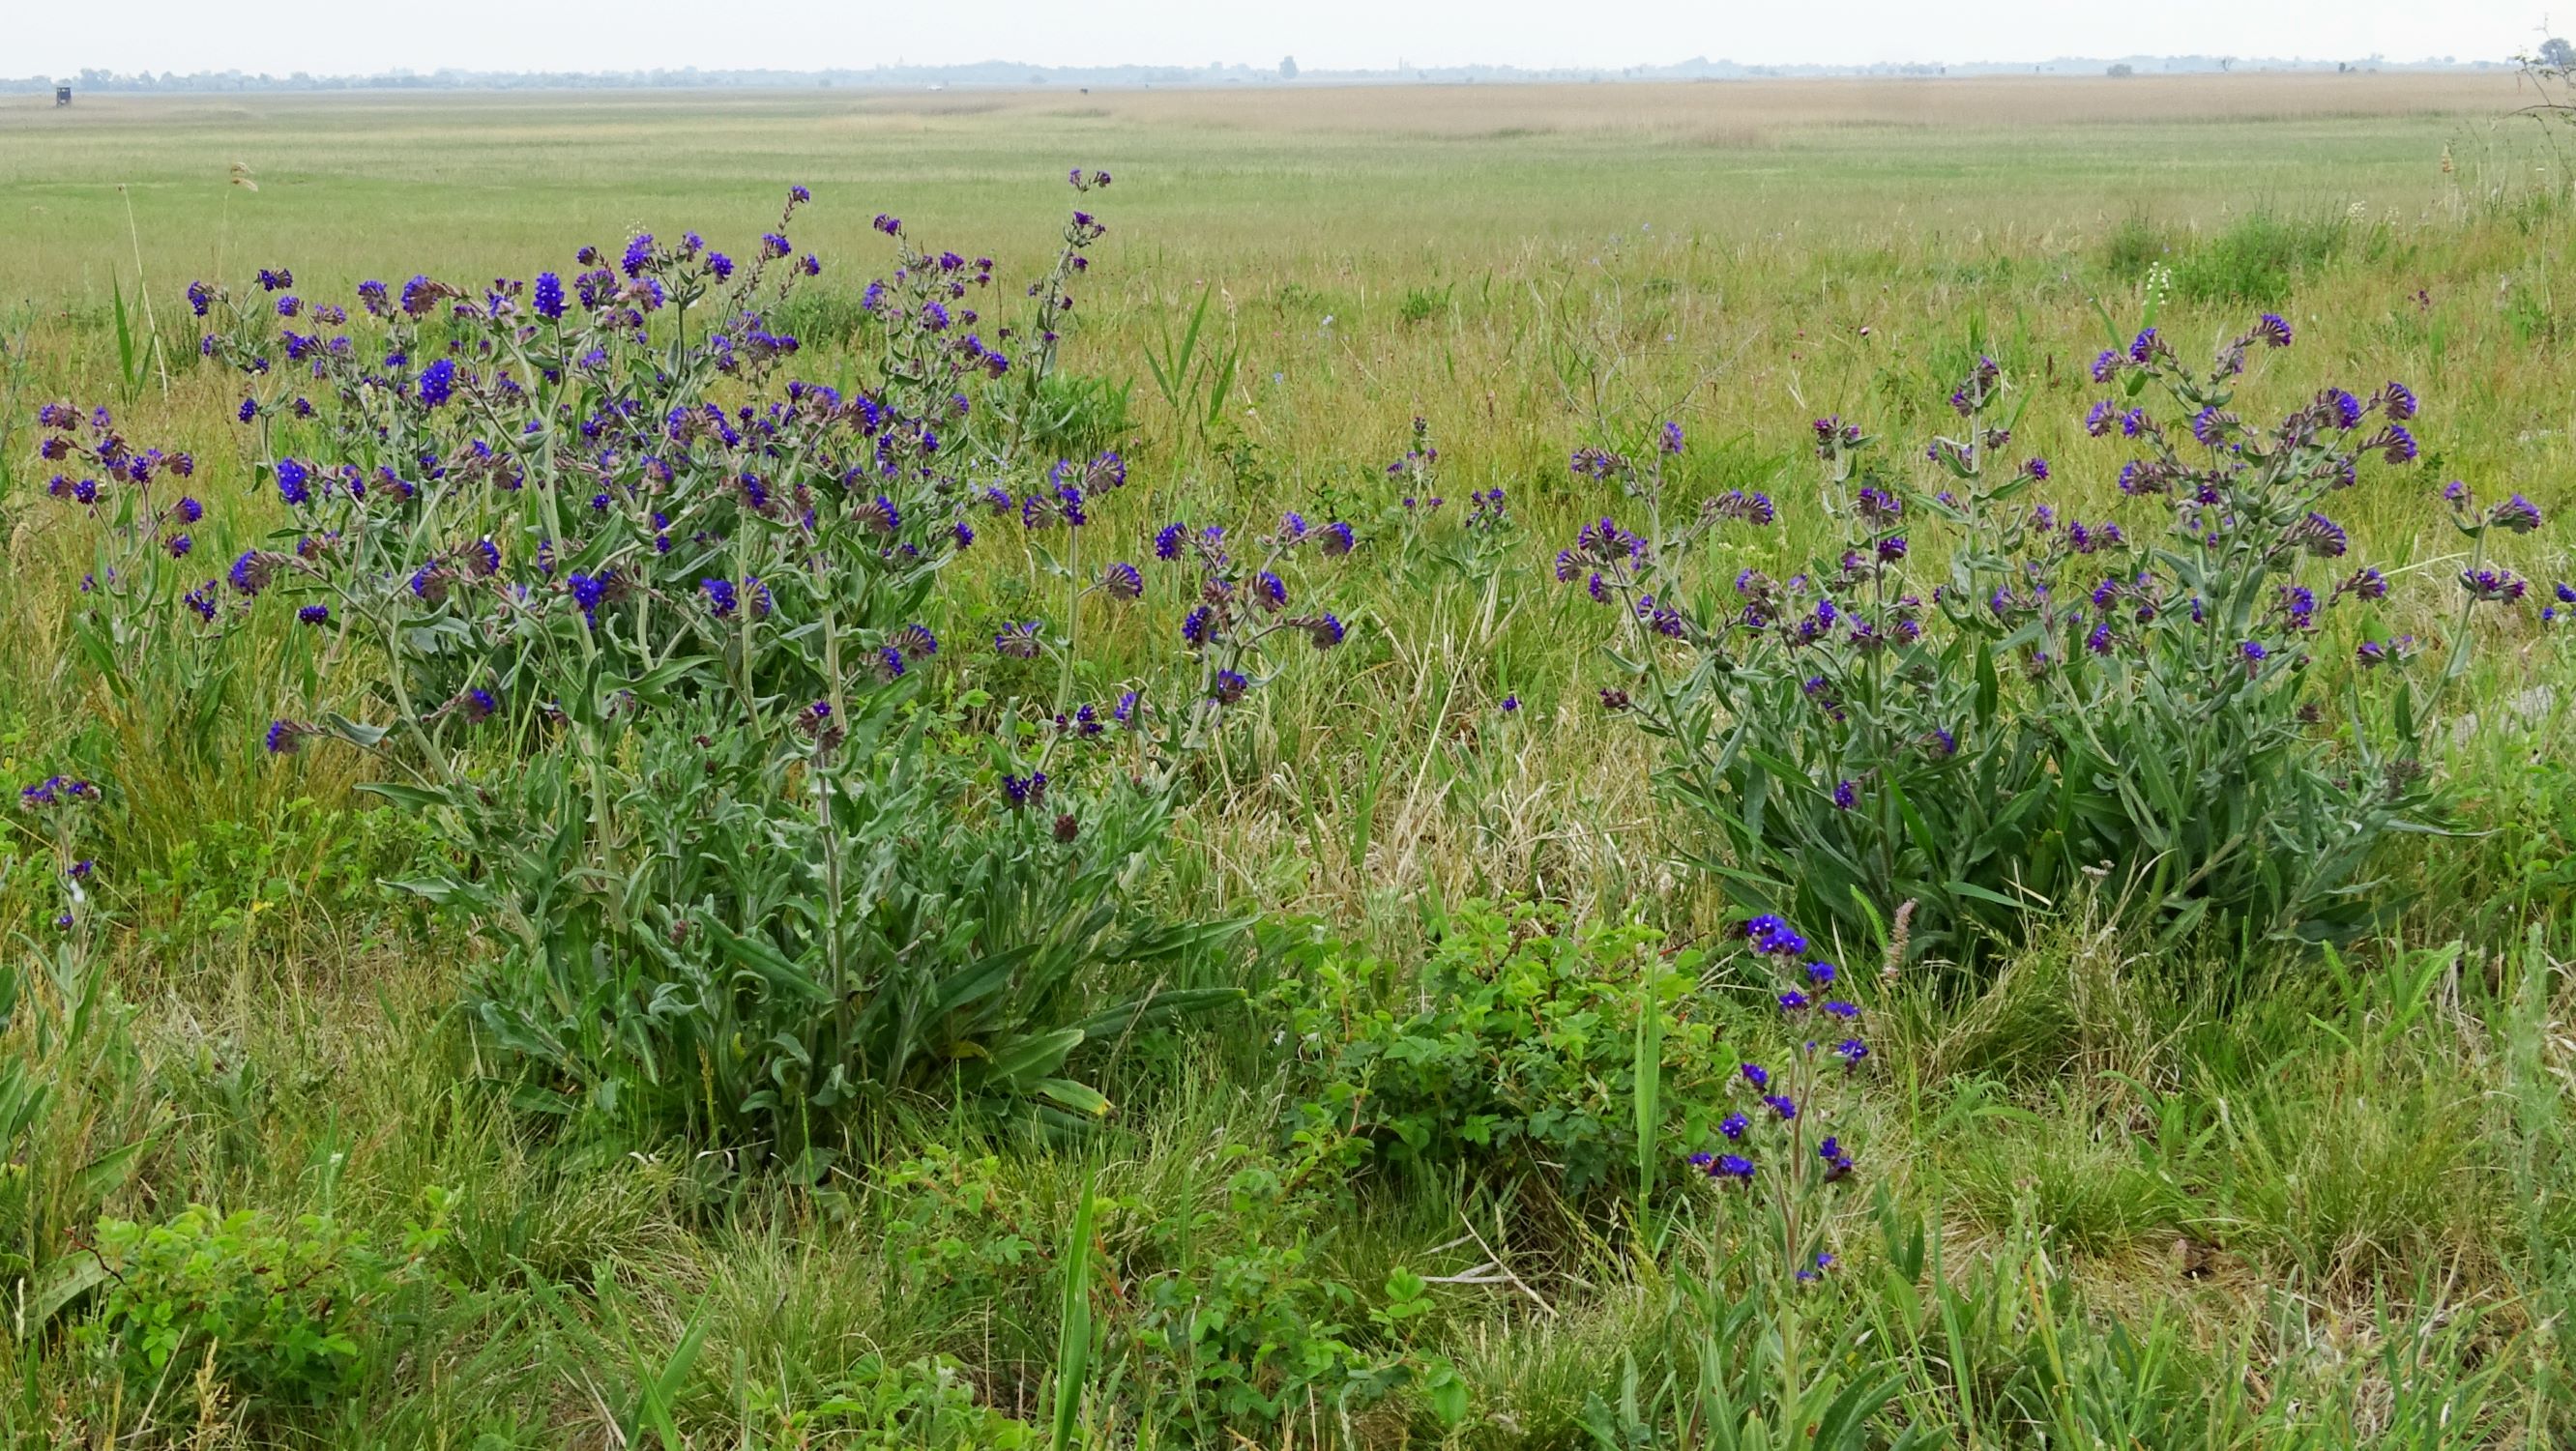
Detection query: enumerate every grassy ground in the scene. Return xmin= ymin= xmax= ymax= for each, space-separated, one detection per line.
xmin=2 ymin=74 xmax=2572 ymax=1447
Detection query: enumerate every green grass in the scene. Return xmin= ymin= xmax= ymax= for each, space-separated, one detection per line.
xmin=2 ymin=75 xmax=2573 ymax=1446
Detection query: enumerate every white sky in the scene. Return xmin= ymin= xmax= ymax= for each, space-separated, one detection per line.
xmin=15 ymin=0 xmax=2558 ymax=76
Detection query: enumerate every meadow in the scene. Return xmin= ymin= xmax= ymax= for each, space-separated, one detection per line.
xmin=0 ymin=72 xmax=2571 ymax=1447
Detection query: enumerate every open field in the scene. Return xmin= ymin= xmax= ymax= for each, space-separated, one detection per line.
xmin=2 ymin=73 xmax=2573 ymax=1447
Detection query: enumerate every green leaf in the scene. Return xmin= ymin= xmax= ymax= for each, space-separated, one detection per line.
xmin=981 ymin=1028 xmax=1085 ymax=1087
xmin=355 ymin=780 xmax=453 ymax=812
xmin=321 ymin=712 xmax=390 ymax=749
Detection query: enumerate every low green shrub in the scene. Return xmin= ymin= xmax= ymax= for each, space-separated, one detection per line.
xmin=82 ymin=1193 xmax=452 ymax=1407
xmin=1280 ymin=900 xmax=1729 ymax=1201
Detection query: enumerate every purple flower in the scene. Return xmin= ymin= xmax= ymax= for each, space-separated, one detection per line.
xmin=533 ymin=272 xmax=566 ymax=320
xmin=1719 ymin=1113 xmax=1747 ymax=1140
xmin=995 ymin=621 xmax=1043 ymax=657
xmin=1739 ymin=1062 xmax=1770 ymax=1089
xmin=1831 ymin=779 xmax=1858 ymax=810
xmin=2488 ymin=493 xmax=2544 ymax=534
xmin=1101 ymin=562 xmax=1144 ymax=599
xmin=1708 ymin=1154 xmax=1755 ymax=1181
xmin=1210 ymin=669 xmax=1249 ymax=704
xmin=1659 ymin=420 xmax=1685 ymax=454
xmin=297 ymin=603 xmax=330 ymax=625
xmin=2255 ymin=312 xmax=2294 ymax=348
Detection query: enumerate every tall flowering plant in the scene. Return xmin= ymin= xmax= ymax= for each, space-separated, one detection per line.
xmin=1671 ymin=913 xmax=1895 ymax=1449
xmin=1568 ymin=315 xmax=2547 ymax=967
xmin=32 ymin=178 xmax=1353 ymax=1160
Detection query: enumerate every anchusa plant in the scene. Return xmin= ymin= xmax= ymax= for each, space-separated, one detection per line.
xmin=23 ymin=404 xmax=247 ymax=748
xmin=11 ymin=773 xmax=101 ymax=942
xmin=44 ymin=177 xmax=1351 ymax=1164
xmin=1682 ymin=914 xmax=1868 ymax=1283
xmin=1566 ymin=315 xmax=2547 ymax=966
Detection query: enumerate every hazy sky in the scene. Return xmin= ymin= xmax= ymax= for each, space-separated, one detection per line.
xmin=16 ymin=0 xmax=2557 ymax=76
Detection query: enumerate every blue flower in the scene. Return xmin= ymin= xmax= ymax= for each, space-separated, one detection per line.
xmin=1763 ymin=1093 xmax=1799 ymax=1120
xmin=569 ymin=572 xmax=610 ymax=626
xmin=533 ymin=272 xmax=567 ymax=319
xmin=417 ymin=358 xmax=456 ymax=408
xmin=1155 ymin=522 xmax=1187 ymax=560
xmin=1739 ymin=1061 xmax=1770 ymax=1089
xmin=702 ymin=578 xmax=739 ymax=617
xmin=1744 ymin=915 xmax=1807 ymax=958
xmin=1211 ymin=669 xmax=1250 ymax=704
xmin=1719 ymin=1113 xmax=1747 ymax=1140
xmin=297 ymin=604 xmax=330 ymax=625
xmin=1709 ymin=1154 xmax=1755 ymax=1181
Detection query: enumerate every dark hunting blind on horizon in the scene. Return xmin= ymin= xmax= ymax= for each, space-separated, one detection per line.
xmin=55 ymin=85 xmax=72 ymax=106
